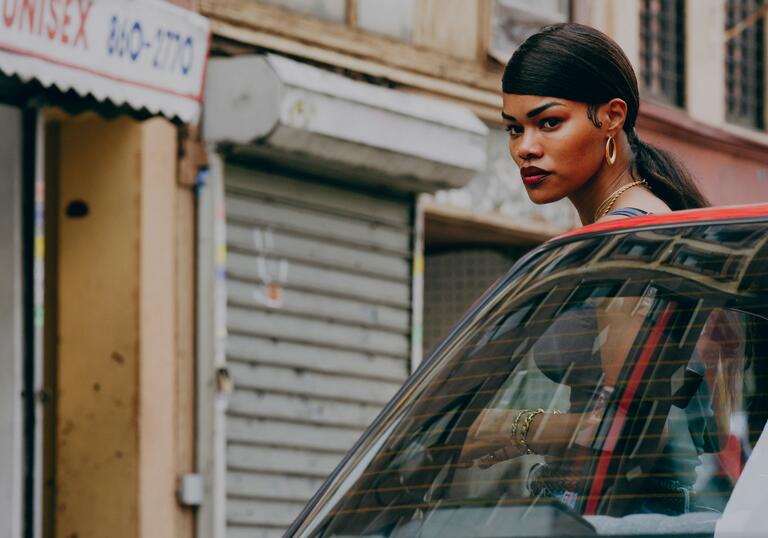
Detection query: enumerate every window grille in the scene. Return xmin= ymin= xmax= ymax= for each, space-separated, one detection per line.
xmin=639 ymin=0 xmax=686 ymax=107
xmin=726 ymin=0 xmax=765 ymax=130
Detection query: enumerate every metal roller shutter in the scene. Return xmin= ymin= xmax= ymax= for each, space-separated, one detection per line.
xmin=223 ymin=162 xmax=413 ymax=537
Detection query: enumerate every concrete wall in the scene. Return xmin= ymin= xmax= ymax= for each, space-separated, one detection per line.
xmin=638 ymin=110 xmax=768 ymax=205
xmin=686 ymin=0 xmax=726 ymax=126
xmin=583 ymin=0 xmax=640 ymax=71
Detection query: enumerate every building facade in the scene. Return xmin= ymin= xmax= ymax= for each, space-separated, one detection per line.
xmin=193 ymin=1 xmax=768 ymax=536
xmin=4 ymin=0 xmax=767 ymax=537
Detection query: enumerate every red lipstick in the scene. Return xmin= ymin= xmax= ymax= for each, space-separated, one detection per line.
xmin=520 ymin=166 xmax=551 ymax=186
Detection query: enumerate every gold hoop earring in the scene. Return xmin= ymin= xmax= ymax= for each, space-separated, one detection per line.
xmin=605 ymin=136 xmax=617 ymax=166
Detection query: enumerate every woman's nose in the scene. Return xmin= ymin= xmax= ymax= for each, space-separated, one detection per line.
xmin=515 ymin=131 xmax=543 ymax=161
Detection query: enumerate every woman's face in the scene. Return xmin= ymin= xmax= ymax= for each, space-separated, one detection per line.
xmin=502 ymin=94 xmax=607 ymax=204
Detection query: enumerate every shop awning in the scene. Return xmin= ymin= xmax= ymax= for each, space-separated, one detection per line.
xmin=204 ymin=54 xmax=489 ymax=192
xmin=0 ymin=0 xmax=209 ymax=123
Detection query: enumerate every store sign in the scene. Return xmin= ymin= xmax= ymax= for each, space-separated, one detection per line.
xmin=0 ymin=0 xmax=209 ymax=122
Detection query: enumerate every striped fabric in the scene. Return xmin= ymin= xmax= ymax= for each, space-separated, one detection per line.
xmin=607 ymin=207 xmax=651 ymax=217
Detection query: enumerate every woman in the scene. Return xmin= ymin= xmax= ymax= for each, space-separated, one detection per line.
xmin=461 ymin=23 xmax=737 ymax=516
xmin=500 ymin=23 xmax=708 ymax=223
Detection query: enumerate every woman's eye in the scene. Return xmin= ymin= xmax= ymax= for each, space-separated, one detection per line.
xmin=505 ymin=124 xmax=523 ymax=136
xmin=541 ymin=118 xmax=562 ymax=129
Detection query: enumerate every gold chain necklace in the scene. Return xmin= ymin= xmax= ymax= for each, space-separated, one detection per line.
xmin=592 ymin=179 xmax=649 ymax=222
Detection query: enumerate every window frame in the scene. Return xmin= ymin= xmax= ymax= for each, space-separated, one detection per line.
xmin=724 ymin=0 xmax=766 ymax=131
xmin=639 ymin=0 xmax=687 ymax=108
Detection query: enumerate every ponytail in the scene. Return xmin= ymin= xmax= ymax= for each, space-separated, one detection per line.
xmin=627 ymin=129 xmax=710 ymax=210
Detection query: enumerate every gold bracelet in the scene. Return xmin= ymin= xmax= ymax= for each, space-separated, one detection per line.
xmin=510 ymin=409 xmax=528 ymax=445
xmin=519 ymin=408 xmax=545 ymax=455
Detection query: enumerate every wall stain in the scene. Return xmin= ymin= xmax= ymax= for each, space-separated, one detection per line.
xmin=62 ymin=420 xmax=76 ymax=435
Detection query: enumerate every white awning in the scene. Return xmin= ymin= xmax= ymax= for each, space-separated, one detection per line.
xmin=204 ymin=54 xmax=489 ymax=192
xmin=0 ymin=0 xmax=209 ymax=123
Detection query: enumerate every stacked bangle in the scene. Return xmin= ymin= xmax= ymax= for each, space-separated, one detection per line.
xmin=519 ymin=408 xmax=545 ymax=454
xmin=480 ymin=408 xmax=553 ymax=468
xmin=509 ymin=408 xmax=547 ymax=454
xmin=509 ymin=409 xmax=528 ymax=445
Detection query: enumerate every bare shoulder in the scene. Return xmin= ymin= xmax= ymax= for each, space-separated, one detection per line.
xmin=615 ymin=186 xmax=671 ymax=215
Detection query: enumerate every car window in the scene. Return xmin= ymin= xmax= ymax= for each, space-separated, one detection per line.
xmin=292 ymin=223 xmax=768 ymax=538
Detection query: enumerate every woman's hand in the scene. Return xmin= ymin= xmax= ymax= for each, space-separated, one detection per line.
xmin=459 ymin=408 xmax=525 ymax=467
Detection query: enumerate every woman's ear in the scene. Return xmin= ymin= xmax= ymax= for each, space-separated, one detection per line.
xmin=603 ymin=98 xmax=628 ymax=133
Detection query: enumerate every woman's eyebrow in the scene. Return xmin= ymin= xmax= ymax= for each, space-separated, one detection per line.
xmin=501 ymin=102 xmax=566 ymax=123
xmin=526 ymin=102 xmax=566 ymax=117
xmin=501 ymin=111 xmax=517 ymax=122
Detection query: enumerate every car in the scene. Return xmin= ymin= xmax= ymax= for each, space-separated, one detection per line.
xmin=285 ymin=205 xmax=768 ymax=538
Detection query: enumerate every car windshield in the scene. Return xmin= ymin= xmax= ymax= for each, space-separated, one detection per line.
xmin=291 ymin=221 xmax=768 ymax=538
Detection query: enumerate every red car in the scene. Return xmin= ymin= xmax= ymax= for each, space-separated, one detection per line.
xmin=286 ymin=206 xmax=768 ymax=538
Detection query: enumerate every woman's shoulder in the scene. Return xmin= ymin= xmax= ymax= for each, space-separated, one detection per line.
xmin=620 ymin=186 xmax=671 ymax=214
xmin=598 ymin=189 xmax=672 ymax=222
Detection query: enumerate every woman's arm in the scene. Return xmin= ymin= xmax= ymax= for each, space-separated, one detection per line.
xmin=460 ymin=295 xmax=660 ymax=467
xmin=459 ymin=407 xmax=585 ymax=465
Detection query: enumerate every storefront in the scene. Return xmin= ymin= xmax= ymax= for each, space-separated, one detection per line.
xmin=202 ymin=54 xmax=488 ymax=537
xmin=0 ymin=1 xmax=209 ymax=537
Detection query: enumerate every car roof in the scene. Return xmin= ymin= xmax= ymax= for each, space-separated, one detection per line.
xmin=556 ymin=203 xmax=768 ymax=241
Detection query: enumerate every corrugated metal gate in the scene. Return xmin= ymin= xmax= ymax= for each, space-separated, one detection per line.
xmin=222 ymin=163 xmax=413 ymax=537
